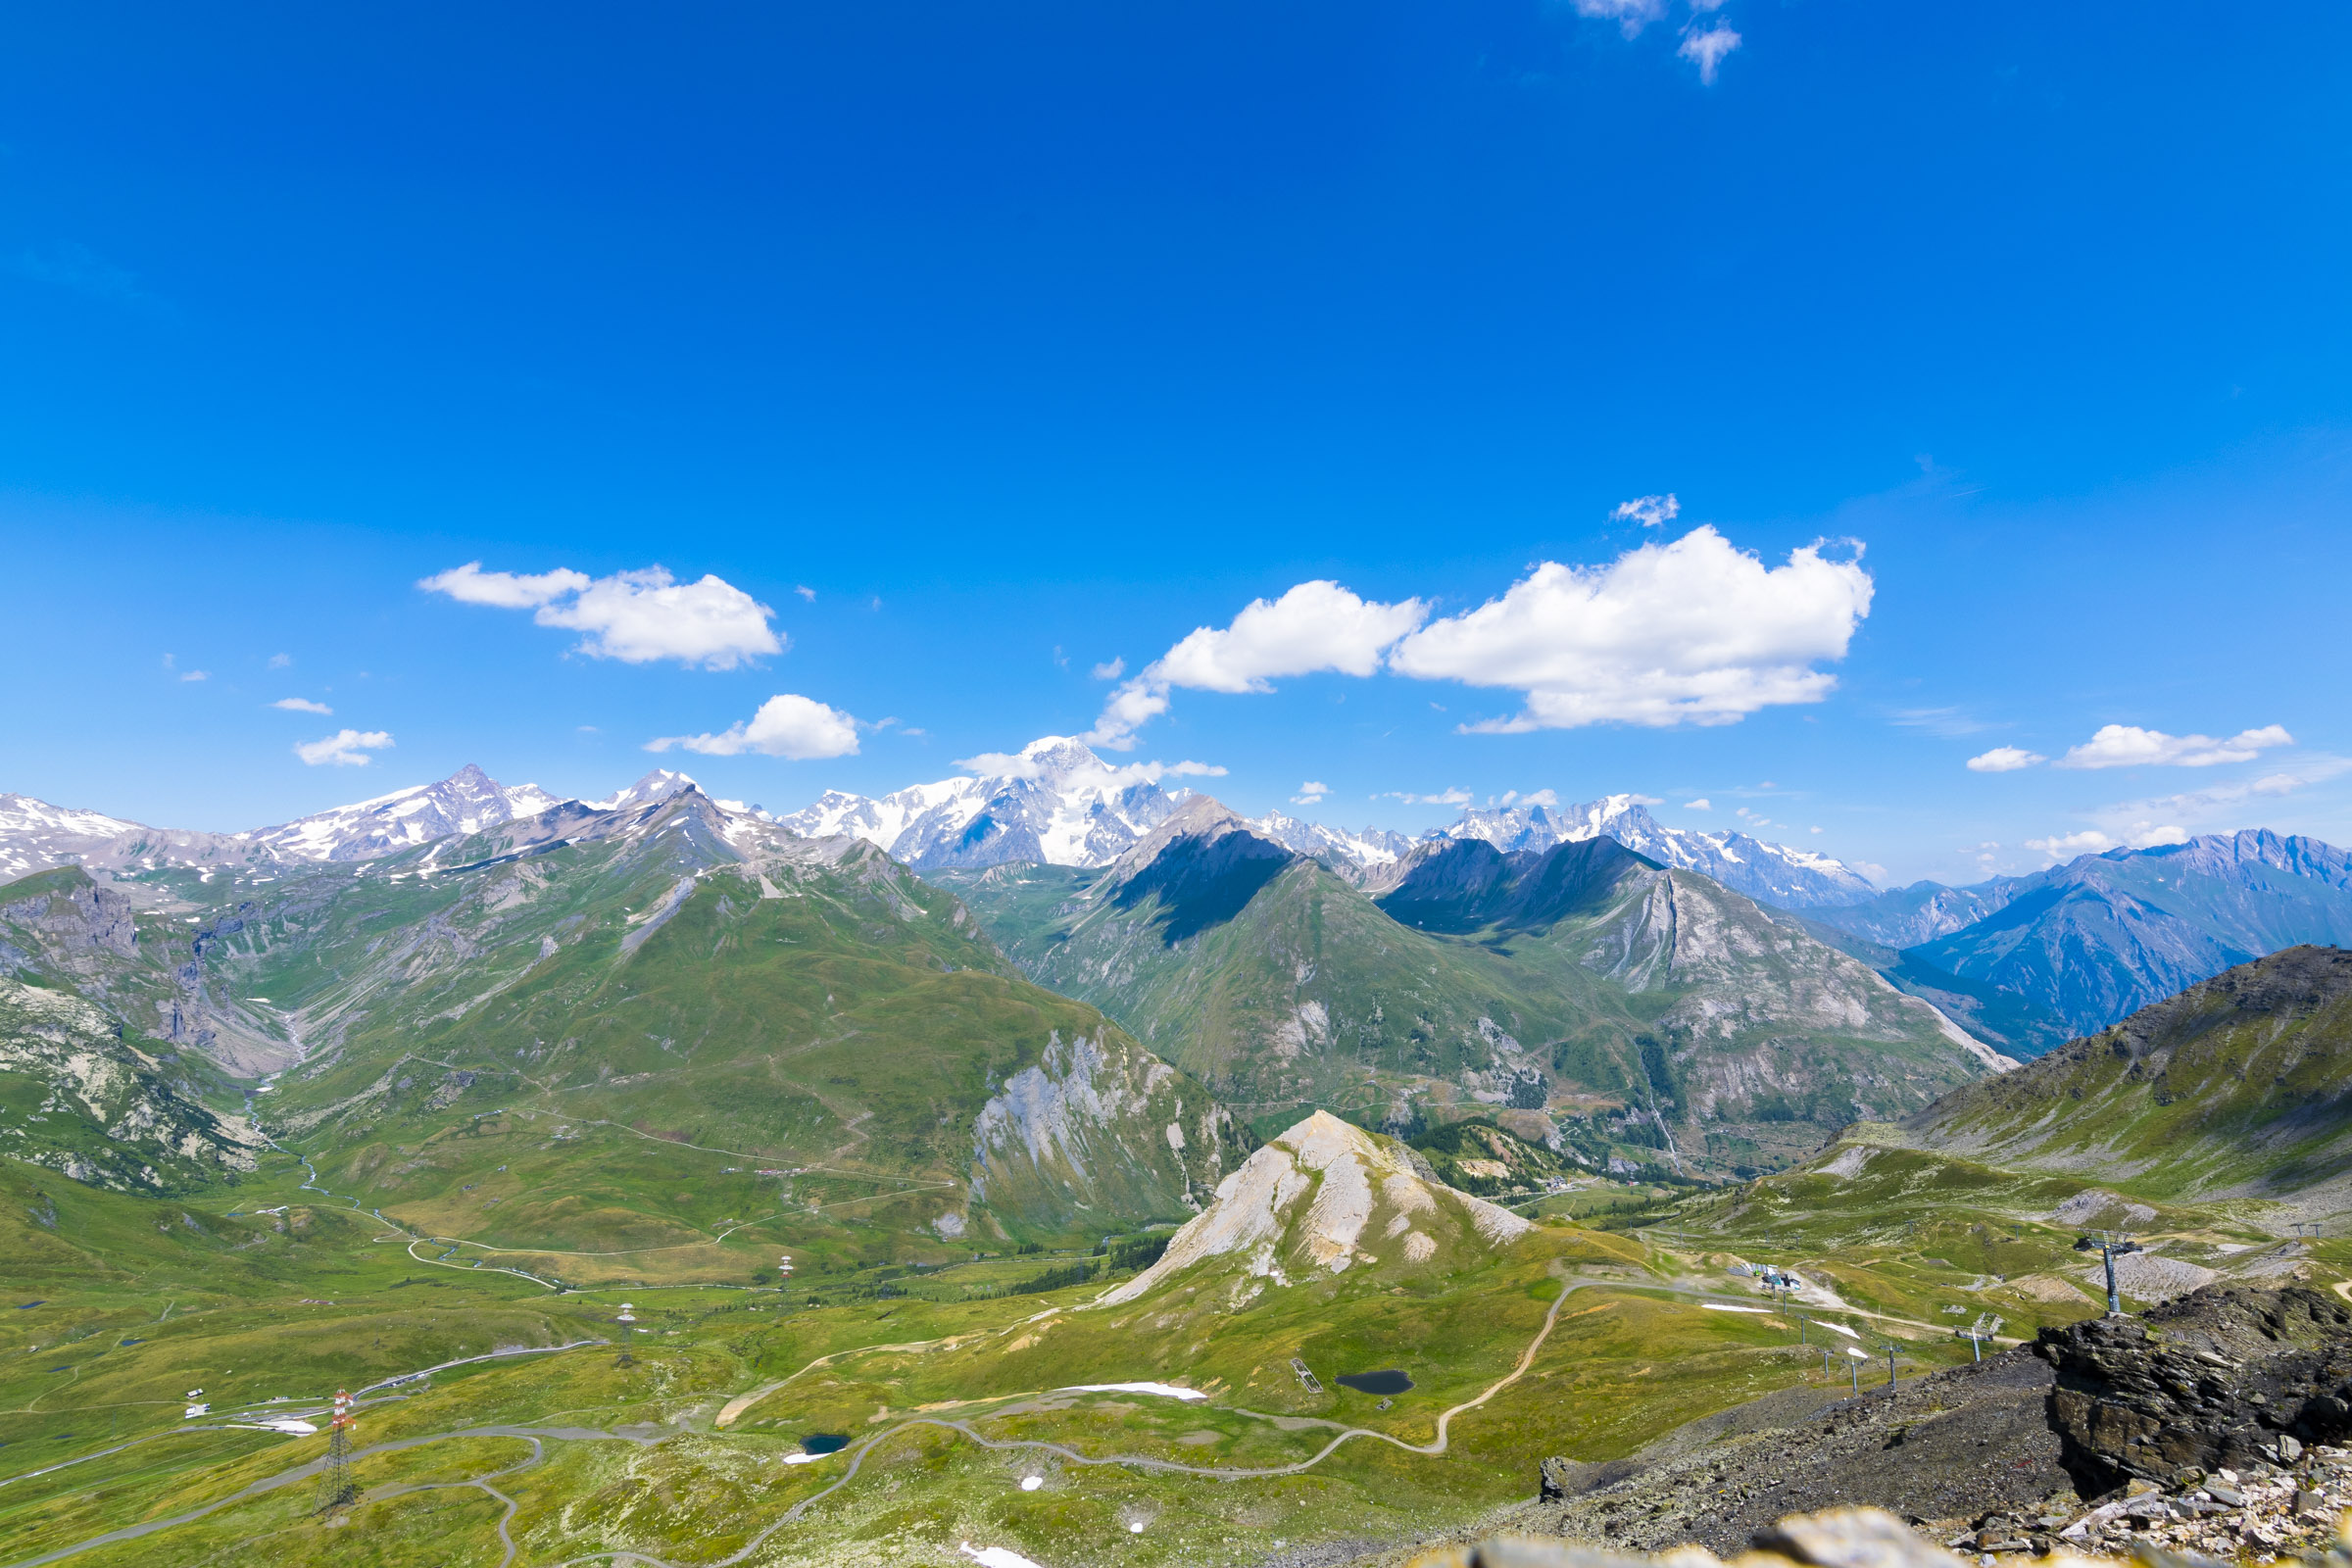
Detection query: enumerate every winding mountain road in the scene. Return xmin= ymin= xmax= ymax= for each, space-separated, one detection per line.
xmin=2 ymin=1271 xmax=1896 ymax=1568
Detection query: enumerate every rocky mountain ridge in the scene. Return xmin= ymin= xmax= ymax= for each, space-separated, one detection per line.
xmin=940 ymin=801 xmax=2011 ymax=1180
xmin=767 ymin=739 xmax=1883 ymax=908
xmin=3 ymin=745 xmax=1885 ymax=913
xmin=1814 ymin=831 xmax=2352 ymax=1038
xmin=1885 ymin=944 xmax=2352 ymax=1210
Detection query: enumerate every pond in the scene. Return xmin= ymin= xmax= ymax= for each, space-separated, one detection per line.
xmin=1335 ymin=1370 xmax=1413 ymax=1396
xmin=800 ymin=1434 xmax=850 ymax=1454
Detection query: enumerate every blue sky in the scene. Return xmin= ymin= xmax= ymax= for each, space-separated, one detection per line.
xmin=3 ymin=1 xmax=2349 ymax=888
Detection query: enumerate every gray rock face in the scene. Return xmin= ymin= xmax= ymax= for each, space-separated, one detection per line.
xmin=2039 ymin=1285 xmax=2352 ymax=1494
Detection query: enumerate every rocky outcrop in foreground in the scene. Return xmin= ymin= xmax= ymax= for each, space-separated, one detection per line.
xmin=1407 ymin=1501 xmax=2352 ymax=1568
xmin=2044 ymin=1285 xmax=2352 ymax=1493
xmin=1478 ymin=1287 xmax=2352 ymax=1564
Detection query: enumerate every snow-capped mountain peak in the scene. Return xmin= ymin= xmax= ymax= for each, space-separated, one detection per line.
xmin=1438 ymin=796 xmax=1875 ymax=908
xmin=0 ymin=795 xmax=148 ymax=881
xmin=774 ymin=736 xmax=1183 ymax=870
xmin=1243 ymin=810 xmax=1413 ymax=871
xmin=590 ymin=768 xmax=700 ymax=811
xmin=241 ymin=764 xmax=564 ymax=862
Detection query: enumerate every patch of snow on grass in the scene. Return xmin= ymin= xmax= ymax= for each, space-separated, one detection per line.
xmin=961 ymin=1545 xmax=1047 ymax=1568
xmin=1055 ymin=1382 xmax=1206 ymax=1401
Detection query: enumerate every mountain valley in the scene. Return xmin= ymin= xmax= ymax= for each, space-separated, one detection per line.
xmin=940 ymin=799 xmax=2008 ymax=1181
xmin=4 ymin=764 xmax=2352 ymax=1568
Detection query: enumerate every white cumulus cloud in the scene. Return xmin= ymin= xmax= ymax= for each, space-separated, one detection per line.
xmin=1389 ymin=526 xmax=1873 ymax=731
xmin=1292 ymin=781 xmax=1331 ymax=806
xmin=1611 ymin=493 xmax=1680 ymax=528
xmin=1683 ymin=798 xmax=1711 ymax=810
xmin=296 ymin=729 xmax=393 ymax=767
xmin=271 ymin=698 xmax=334 ymax=715
xmin=1086 ymin=581 xmax=1427 ymax=750
xmin=647 ymin=695 xmax=860 ymax=760
xmin=2056 ymin=723 xmax=2294 ymax=769
xmin=1966 ymin=746 xmax=2044 ymax=772
xmin=1091 ymin=657 xmax=1125 ymax=680
xmin=418 ymin=562 xmax=783 ymax=670
xmin=1678 ymin=22 xmax=1741 ymax=83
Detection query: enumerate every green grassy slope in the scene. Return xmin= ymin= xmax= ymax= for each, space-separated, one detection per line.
xmin=1889 ymin=944 xmax=2352 ymax=1207
xmin=942 ymin=815 xmax=2002 ymax=1180
xmin=1780 ymin=909 xmax=2074 ymax=1058
xmin=3 ymin=791 xmax=1245 ymax=1275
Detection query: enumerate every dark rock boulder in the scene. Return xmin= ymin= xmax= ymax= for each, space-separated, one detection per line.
xmin=2036 ymin=1283 xmax=2352 ymax=1494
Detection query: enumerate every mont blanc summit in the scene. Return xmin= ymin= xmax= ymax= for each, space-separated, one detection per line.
xmin=773 ymin=736 xmax=1185 ymax=870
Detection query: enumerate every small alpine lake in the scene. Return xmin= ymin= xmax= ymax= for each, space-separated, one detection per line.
xmin=1334 ymin=1370 xmax=1413 ymax=1396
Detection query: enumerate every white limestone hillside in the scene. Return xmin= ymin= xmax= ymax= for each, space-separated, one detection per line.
xmin=1095 ymin=1110 xmax=1529 ymax=1307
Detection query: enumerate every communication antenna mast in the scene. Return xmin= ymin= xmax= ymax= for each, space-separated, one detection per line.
xmin=315 ymin=1389 xmax=357 ymax=1513
xmin=615 ymin=1301 xmax=638 ymax=1367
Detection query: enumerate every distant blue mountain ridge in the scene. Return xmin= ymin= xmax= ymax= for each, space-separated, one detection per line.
xmin=1804 ymin=829 xmax=2352 ymax=1049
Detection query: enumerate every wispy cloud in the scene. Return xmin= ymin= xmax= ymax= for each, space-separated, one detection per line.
xmin=1966 ymin=746 xmax=2044 ymax=772
xmin=952 ymin=744 xmax=1225 ymax=788
xmin=1678 ymin=21 xmax=1741 ymax=84
xmin=1610 ymin=493 xmax=1679 ymax=528
xmin=1891 ymin=707 xmax=1994 ymax=738
xmin=1569 ymin=0 xmax=1667 ymax=39
xmin=12 ymin=242 xmax=153 ymax=307
xmin=2057 ymin=723 xmax=2293 ymax=769
xmin=296 ymin=729 xmax=393 ymax=767
xmin=271 ymin=698 xmax=333 ymax=714
xmin=1683 ymin=798 xmax=1711 ymax=810
xmin=1379 ymin=786 xmax=1473 ymax=807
